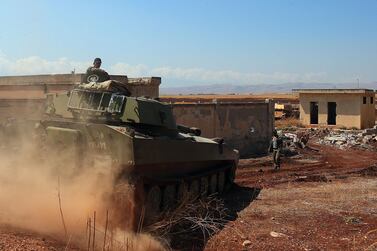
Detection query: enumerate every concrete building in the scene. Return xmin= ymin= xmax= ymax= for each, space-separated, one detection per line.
xmin=293 ymin=89 xmax=376 ymax=129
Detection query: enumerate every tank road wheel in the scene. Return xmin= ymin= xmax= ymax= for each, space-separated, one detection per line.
xmin=225 ymin=165 xmax=236 ymax=191
xmin=209 ymin=174 xmax=218 ymax=195
xmin=144 ymin=186 xmax=162 ymax=224
xmin=218 ymin=171 xmax=225 ymax=194
xmin=162 ymin=185 xmax=176 ymax=210
xmin=177 ymin=182 xmax=188 ymax=202
xmin=188 ymin=180 xmax=200 ymax=200
xmin=200 ymin=177 xmax=209 ymax=198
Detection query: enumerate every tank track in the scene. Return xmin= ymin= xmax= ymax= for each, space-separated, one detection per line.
xmin=112 ymin=163 xmax=236 ymax=230
xmin=142 ymin=163 xmax=236 ymax=225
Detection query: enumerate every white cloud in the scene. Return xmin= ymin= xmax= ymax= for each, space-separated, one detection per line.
xmin=0 ymin=55 xmax=89 ymax=75
xmin=109 ymin=63 xmax=149 ymax=77
xmin=0 ymin=54 xmax=329 ymax=85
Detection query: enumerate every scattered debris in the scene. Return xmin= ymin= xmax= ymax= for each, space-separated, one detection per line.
xmin=280 ymin=127 xmax=377 ymax=151
xmin=270 ymin=231 xmax=288 ymax=238
xmin=362 ymin=125 xmax=377 ymax=136
xmin=294 ymin=175 xmax=328 ymax=183
xmin=318 ymin=128 xmax=377 ymax=150
xmin=344 ymin=216 xmax=363 ymax=225
xmin=295 ymin=158 xmax=320 ymax=164
xmin=242 ymin=240 xmax=252 ymax=247
xmin=279 ymin=130 xmax=316 ymax=156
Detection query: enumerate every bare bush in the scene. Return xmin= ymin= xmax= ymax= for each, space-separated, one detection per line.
xmin=275 ymin=117 xmax=305 ymax=129
xmin=145 ymin=194 xmax=229 ymax=246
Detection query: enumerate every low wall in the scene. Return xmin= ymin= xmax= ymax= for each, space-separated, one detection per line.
xmin=172 ymin=101 xmax=274 ymax=157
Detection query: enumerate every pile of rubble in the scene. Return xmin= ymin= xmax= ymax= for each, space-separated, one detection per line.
xmin=317 ymin=126 xmax=377 ymax=150
xmin=280 ymin=131 xmax=310 ymax=156
xmin=279 ymin=126 xmax=377 ymax=152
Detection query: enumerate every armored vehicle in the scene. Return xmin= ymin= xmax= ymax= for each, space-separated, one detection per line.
xmin=42 ymin=78 xmax=239 ymax=229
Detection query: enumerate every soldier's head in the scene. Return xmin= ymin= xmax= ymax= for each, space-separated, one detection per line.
xmin=93 ymin=58 xmax=102 ymax=68
xmin=273 ymin=129 xmax=278 ymax=137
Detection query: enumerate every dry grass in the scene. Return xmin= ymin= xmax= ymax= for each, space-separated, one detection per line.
xmin=56 ymin=209 xmax=168 ymax=251
xmin=275 ymin=117 xmax=305 ymax=129
xmin=144 ymin=194 xmax=228 ymax=248
xmin=257 ymin=178 xmax=377 ymax=215
xmin=63 ymin=194 xmax=230 ymax=250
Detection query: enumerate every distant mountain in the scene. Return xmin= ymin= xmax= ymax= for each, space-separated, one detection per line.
xmin=160 ymin=82 xmax=377 ymax=95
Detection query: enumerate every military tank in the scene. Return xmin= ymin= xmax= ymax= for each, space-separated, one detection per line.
xmin=41 ymin=76 xmax=239 ymax=230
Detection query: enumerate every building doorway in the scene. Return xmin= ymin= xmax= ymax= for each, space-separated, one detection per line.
xmin=310 ymin=102 xmax=318 ymax=124
xmin=327 ymin=102 xmax=337 ymax=125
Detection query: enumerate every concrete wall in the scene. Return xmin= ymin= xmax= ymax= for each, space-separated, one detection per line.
xmin=299 ymin=93 xmax=375 ymax=129
xmin=172 ymin=101 xmax=274 ymax=157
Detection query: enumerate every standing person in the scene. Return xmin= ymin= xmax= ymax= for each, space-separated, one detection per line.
xmin=85 ymin=57 xmax=110 ymax=83
xmin=269 ymin=129 xmax=283 ymax=170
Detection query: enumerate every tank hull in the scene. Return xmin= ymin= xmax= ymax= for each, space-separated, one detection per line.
xmin=41 ymin=120 xmax=238 ymax=174
xmin=41 ymin=116 xmax=238 ymax=230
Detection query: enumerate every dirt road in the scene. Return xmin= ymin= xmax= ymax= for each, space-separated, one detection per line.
xmin=203 ymin=144 xmax=377 ymax=250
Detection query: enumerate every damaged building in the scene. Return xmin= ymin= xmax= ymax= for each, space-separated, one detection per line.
xmin=293 ymin=89 xmax=376 ymax=129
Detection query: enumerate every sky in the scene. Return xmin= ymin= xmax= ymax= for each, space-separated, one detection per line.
xmin=0 ymin=0 xmax=376 ymax=87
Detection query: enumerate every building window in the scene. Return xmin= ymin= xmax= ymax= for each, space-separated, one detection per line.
xmin=371 ymin=97 xmax=374 ymax=104
xmin=363 ymin=97 xmax=366 ymax=104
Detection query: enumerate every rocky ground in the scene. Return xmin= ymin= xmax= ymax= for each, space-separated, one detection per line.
xmin=1 ymin=136 xmax=377 ymax=250
xmin=203 ymin=143 xmax=377 ymax=251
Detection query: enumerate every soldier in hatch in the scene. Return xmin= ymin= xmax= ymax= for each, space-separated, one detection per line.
xmin=269 ymin=129 xmax=283 ymax=170
xmin=85 ymin=57 xmax=110 ymax=83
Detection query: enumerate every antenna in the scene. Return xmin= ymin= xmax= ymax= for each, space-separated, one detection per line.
xmin=357 ymin=78 xmax=359 ymax=88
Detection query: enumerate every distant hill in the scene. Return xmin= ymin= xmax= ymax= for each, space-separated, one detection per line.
xmin=160 ymin=82 xmax=377 ymax=95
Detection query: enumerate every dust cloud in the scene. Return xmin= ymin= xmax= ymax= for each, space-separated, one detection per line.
xmin=0 ymin=134 xmax=110 ymax=232
xmin=0 ymin=125 xmax=165 ymax=251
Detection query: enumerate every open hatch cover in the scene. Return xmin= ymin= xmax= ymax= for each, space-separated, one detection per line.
xmin=67 ymin=89 xmax=126 ymax=114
